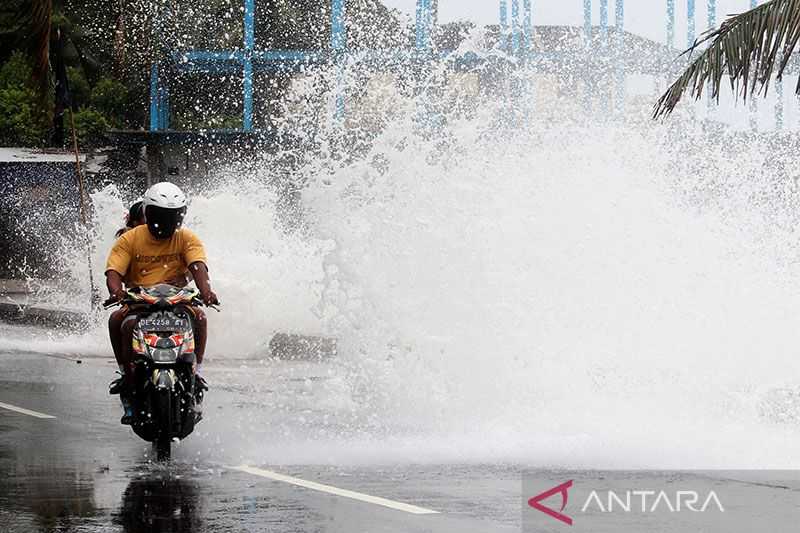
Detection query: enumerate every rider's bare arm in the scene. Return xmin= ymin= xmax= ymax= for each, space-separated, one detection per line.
xmin=189 ymin=262 xmax=219 ymax=306
xmin=106 ymin=270 xmax=127 ymax=301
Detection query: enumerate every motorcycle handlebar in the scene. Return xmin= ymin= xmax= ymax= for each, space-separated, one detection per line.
xmin=102 ymin=297 xmax=121 ymax=309
xmin=102 ymin=296 xmax=221 ymax=311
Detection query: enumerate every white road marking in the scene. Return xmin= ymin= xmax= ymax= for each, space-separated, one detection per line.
xmin=231 ymin=465 xmax=439 ymax=515
xmin=0 ymin=401 xmax=56 ymax=419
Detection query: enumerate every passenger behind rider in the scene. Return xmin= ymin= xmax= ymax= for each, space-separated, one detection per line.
xmin=106 ymin=182 xmax=219 ymax=424
xmin=115 ymin=199 xmax=145 ymax=238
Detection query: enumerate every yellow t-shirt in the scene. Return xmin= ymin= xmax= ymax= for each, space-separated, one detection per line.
xmin=105 ymin=225 xmax=207 ymax=287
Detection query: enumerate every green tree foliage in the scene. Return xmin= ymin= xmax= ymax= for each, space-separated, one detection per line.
xmin=66 ymin=65 xmax=89 ymax=105
xmin=0 ymin=51 xmax=51 ymax=146
xmin=0 ymin=1 xmax=28 ymax=66
xmin=72 ymin=106 xmax=108 ymax=147
xmin=2 ymin=0 xmax=413 ymax=142
xmin=0 ymin=0 xmax=141 ymax=147
xmin=90 ymin=77 xmax=129 ymax=127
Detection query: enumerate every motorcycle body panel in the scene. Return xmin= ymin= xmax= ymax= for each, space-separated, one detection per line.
xmin=121 ymin=285 xmax=203 ymax=445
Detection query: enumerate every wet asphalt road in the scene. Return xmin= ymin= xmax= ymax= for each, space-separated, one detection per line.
xmin=4 ymin=324 xmax=800 ymax=533
xmin=0 ymin=324 xmax=522 ymax=533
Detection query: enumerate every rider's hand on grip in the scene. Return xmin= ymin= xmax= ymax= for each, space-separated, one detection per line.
xmin=201 ymin=289 xmax=220 ymax=307
xmin=103 ymin=289 xmax=127 ymax=308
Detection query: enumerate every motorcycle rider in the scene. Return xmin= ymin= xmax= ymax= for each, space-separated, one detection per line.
xmin=115 ymin=198 xmax=191 ymax=285
xmin=105 ymin=182 xmax=219 ymax=424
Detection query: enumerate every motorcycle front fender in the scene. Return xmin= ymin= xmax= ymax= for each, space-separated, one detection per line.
xmin=152 ymin=369 xmax=176 ymax=391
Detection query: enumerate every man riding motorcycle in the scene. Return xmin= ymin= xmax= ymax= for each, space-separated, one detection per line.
xmin=105 ymin=182 xmax=219 ymax=424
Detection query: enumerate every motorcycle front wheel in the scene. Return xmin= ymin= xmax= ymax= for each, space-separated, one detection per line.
xmin=154 ymin=386 xmax=172 ymax=461
xmin=155 ymin=436 xmax=171 ymax=461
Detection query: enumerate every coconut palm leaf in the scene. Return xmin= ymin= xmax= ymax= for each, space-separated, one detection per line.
xmin=654 ymin=0 xmax=800 ymax=118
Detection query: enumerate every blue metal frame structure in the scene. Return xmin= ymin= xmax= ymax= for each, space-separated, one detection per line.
xmin=416 ymin=0 xmax=433 ymax=53
xmin=499 ymin=0 xmax=787 ymax=130
xmin=499 ymin=0 xmax=509 ymax=50
xmin=614 ymin=0 xmax=624 ymax=113
xmin=707 ymin=0 xmax=716 ymax=110
xmin=150 ymin=1 xmax=784 ymax=132
xmin=600 ymin=0 xmax=608 ymax=43
xmin=332 ymin=0 xmax=346 ymax=119
xmin=667 ymin=0 xmax=675 ymax=49
xmin=523 ymin=0 xmax=532 ymax=50
xmin=511 ymin=0 xmax=521 ymax=54
xmin=148 ymin=0 xmax=435 ymax=132
xmin=583 ymin=0 xmax=592 ymax=42
xmin=707 ymin=0 xmax=716 ymax=27
xmin=243 ymin=0 xmax=255 ymax=131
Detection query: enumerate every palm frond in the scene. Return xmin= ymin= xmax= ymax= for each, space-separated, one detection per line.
xmin=654 ymin=0 xmax=800 ymax=118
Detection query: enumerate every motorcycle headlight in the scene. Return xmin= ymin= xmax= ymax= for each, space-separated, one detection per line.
xmin=151 ymin=348 xmax=177 ymax=363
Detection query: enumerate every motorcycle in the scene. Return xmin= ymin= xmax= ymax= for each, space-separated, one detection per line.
xmin=105 ymin=284 xmax=215 ymax=460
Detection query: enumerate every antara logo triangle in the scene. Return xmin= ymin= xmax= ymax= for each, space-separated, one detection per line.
xmin=528 ymin=480 xmax=574 ymax=525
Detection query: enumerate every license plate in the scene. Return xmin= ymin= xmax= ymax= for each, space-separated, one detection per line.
xmin=139 ymin=317 xmax=188 ymax=332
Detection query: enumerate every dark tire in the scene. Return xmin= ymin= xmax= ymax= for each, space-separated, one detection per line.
xmin=155 ymin=436 xmax=171 ymax=461
xmin=154 ymin=386 xmax=172 ymax=461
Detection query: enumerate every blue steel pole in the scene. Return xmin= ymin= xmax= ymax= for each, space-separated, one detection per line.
xmin=332 ymin=0 xmax=346 ymax=120
xmin=243 ymin=0 xmax=255 ymax=132
xmin=149 ymin=63 xmax=160 ymax=131
xmin=523 ymin=0 xmax=532 ymax=51
xmin=511 ymin=0 xmax=520 ymax=55
xmin=687 ymin=0 xmax=695 ymax=47
xmin=332 ymin=0 xmax=346 ymax=55
xmin=599 ymin=0 xmax=609 ymax=117
xmin=508 ymin=0 xmax=519 ymax=126
xmin=615 ymin=0 xmax=624 ymax=115
xmin=583 ymin=0 xmax=592 ymax=114
xmin=707 ymin=0 xmax=716 ymax=110
xmin=415 ymin=0 xmax=436 ymax=130
xmin=163 ymin=87 xmax=171 ymax=129
xmin=583 ymin=0 xmax=592 ymax=43
xmin=159 ymin=84 xmax=167 ymax=129
xmin=416 ymin=0 xmax=432 ymax=52
xmin=499 ymin=0 xmax=508 ymax=51
xmin=775 ymin=0 xmax=784 ymax=133
xmin=522 ymin=0 xmax=533 ymax=124
xmin=707 ymin=0 xmax=716 ymax=27
xmin=600 ymin=0 xmax=608 ymax=44
xmin=666 ymin=0 xmax=675 ymax=48
xmin=426 ymin=0 xmax=434 ymax=47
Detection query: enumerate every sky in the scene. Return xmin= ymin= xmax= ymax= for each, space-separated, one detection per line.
xmin=381 ymin=0 xmax=760 ymax=47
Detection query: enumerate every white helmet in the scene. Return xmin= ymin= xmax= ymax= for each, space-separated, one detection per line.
xmin=142 ymin=182 xmax=188 ymax=239
xmin=143 ymin=182 xmax=187 ymax=209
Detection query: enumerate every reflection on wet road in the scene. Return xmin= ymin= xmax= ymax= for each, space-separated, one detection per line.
xmin=114 ymin=474 xmax=203 ymax=533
